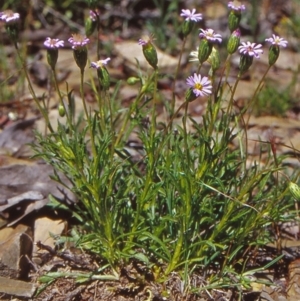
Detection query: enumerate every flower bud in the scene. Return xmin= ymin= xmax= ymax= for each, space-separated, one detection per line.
xmin=85 ymin=17 xmax=97 ymax=37
xmin=239 ymin=54 xmax=253 ymax=74
xmin=228 ymin=10 xmax=241 ymax=32
xmin=185 ymin=88 xmax=197 ymax=102
xmin=5 ymin=24 xmax=19 ymax=43
xmin=182 ymin=20 xmax=194 ymax=37
xmin=227 ymin=29 xmax=241 ymax=54
xmin=268 ymin=45 xmax=280 ymax=66
xmin=46 ymin=48 xmax=58 ymax=70
xmin=127 ymin=77 xmax=140 ymax=85
xmin=97 ymin=67 xmax=110 ymax=90
xmin=289 ymin=182 xmax=300 ymax=201
xmin=198 ymin=39 xmax=213 ymax=64
xmin=142 ymin=42 xmax=158 ymax=69
xmin=207 ymin=47 xmax=220 ymax=72
xmin=58 ymin=104 xmax=66 ymax=117
xmin=73 ymin=47 xmax=88 ymax=73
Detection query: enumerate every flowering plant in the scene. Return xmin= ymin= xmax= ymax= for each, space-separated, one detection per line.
xmin=0 ymin=2 xmax=295 ymax=299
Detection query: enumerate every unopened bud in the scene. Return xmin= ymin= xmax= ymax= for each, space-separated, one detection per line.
xmin=46 ymin=49 xmax=58 ymax=70
xmin=97 ymin=67 xmax=110 ymax=90
xmin=142 ymin=42 xmax=158 ymax=69
xmin=85 ymin=17 xmax=97 ymax=37
xmin=289 ymin=182 xmax=300 ymax=201
xmin=227 ymin=29 xmax=241 ymax=54
xmin=58 ymin=104 xmax=66 ymax=117
xmin=228 ymin=10 xmax=241 ymax=32
xmin=268 ymin=45 xmax=280 ymax=66
xmin=127 ymin=77 xmax=140 ymax=85
xmin=185 ymin=88 xmax=197 ymax=102
xmin=73 ymin=47 xmax=88 ymax=73
xmin=239 ymin=54 xmax=253 ymax=74
xmin=207 ymin=47 xmax=220 ymax=71
xmin=198 ymin=39 xmax=213 ymax=64
xmin=182 ymin=20 xmax=194 ymax=37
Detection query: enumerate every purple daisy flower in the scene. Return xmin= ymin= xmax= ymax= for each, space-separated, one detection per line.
xmin=44 ymin=37 xmax=64 ymax=49
xmin=186 ymin=73 xmax=212 ymax=97
xmin=199 ymin=29 xmax=222 ymax=43
xmin=238 ymin=42 xmax=263 ymax=58
xmin=68 ymin=33 xmax=90 ymax=49
xmin=180 ymin=9 xmax=202 ymax=22
xmin=90 ymin=58 xmax=111 ymax=69
xmin=265 ymin=34 xmax=288 ymax=48
xmin=228 ymin=1 xmax=246 ymax=11
xmin=0 ymin=10 xmax=20 ymax=23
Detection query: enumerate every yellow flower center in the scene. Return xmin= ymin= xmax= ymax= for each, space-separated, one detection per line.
xmin=194 ymin=83 xmax=203 ymax=90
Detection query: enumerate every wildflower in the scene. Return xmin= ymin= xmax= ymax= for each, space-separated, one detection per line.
xmin=227 ymin=1 xmax=245 ymax=31
xmin=68 ymin=33 xmax=90 ymax=50
xmin=90 ymin=58 xmax=111 ymax=90
xmin=198 ymin=29 xmax=222 ymax=64
xmin=227 ymin=29 xmax=241 ymax=54
xmin=238 ymin=41 xmax=263 ymax=58
xmin=44 ymin=37 xmax=64 ymax=49
xmin=0 ymin=10 xmax=20 ymax=43
xmin=199 ymin=29 xmax=222 ymax=43
xmin=181 ymin=9 xmax=202 ymax=37
xmin=265 ymin=34 xmax=288 ymax=66
xmin=44 ymin=38 xmax=64 ymax=70
xmin=90 ymin=58 xmax=111 ymax=69
xmin=186 ymin=73 xmax=212 ymax=98
xmin=138 ymin=35 xmax=158 ymax=69
xmin=238 ymin=42 xmax=263 ymax=73
xmin=228 ymin=1 xmax=246 ymax=11
xmin=265 ymin=34 xmax=288 ymax=48
xmin=68 ymin=34 xmax=90 ymax=72
xmin=180 ymin=9 xmax=202 ymax=22
xmin=0 ymin=10 xmax=20 ymax=23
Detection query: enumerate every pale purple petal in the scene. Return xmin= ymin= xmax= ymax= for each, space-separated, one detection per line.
xmin=0 ymin=10 xmax=20 ymax=22
xmin=265 ymin=34 xmax=288 ymax=48
xmin=180 ymin=9 xmax=202 ymax=22
xmin=238 ymin=42 xmax=263 ymax=58
xmin=199 ymin=29 xmax=222 ymax=43
xmin=186 ymin=73 xmax=212 ymax=97
xmin=44 ymin=37 xmax=64 ymax=49
xmin=228 ymin=1 xmax=246 ymax=11
xmin=68 ymin=34 xmax=90 ymax=49
xmin=90 ymin=58 xmax=111 ymax=69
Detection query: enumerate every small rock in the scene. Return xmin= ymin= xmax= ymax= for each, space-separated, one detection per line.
xmin=287 ymin=259 xmax=300 ymax=301
xmin=0 ymin=224 xmax=32 ymax=278
xmin=0 ymin=276 xmax=36 ymax=298
xmin=33 ymin=217 xmax=65 ymax=264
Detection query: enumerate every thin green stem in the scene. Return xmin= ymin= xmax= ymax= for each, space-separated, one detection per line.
xmin=14 ymin=42 xmax=54 ymax=133
xmin=226 ymin=73 xmax=241 ymax=116
xmin=80 ymin=70 xmax=97 ymax=158
xmin=51 ymin=67 xmax=72 ymax=128
xmin=171 ymin=37 xmax=187 ymax=118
